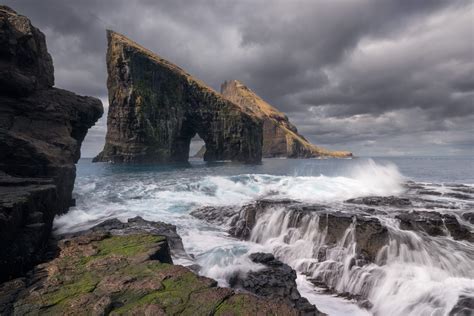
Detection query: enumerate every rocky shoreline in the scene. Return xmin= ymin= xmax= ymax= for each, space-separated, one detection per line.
xmin=1 ymin=4 xmax=472 ymax=316
xmin=2 ymin=181 xmax=471 ymax=315
xmin=0 ymin=5 xmax=342 ymax=315
xmin=191 ymin=182 xmax=474 ymax=313
xmin=0 ymin=217 xmax=322 ymax=315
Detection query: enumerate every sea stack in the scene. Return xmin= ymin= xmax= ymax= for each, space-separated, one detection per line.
xmin=94 ymin=31 xmax=263 ymax=164
xmin=0 ymin=6 xmax=103 ymax=281
xmin=221 ymin=80 xmax=352 ymax=158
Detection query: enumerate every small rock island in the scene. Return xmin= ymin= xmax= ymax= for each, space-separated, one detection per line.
xmin=94 ymin=31 xmax=263 ymax=164
xmin=221 ymin=80 xmax=352 ymax=158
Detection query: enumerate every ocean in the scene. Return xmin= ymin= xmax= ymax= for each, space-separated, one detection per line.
xmin=54 ymin=156 xmax=474 ymax=315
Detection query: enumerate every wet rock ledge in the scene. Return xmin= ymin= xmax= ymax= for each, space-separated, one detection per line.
xmin=0 ymin=217 xmax=306 ymax=315
xmin=231 ymin=253 xmax=320 ymax=315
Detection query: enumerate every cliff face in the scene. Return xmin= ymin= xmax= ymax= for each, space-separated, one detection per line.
xmin=0 ymin=6 xmax=53 ymax=96
xmin=221 ymin=80 xmax=352 ymax=158
xmin=94 ymin=31 xmax=263 ymax=164
xmin=0 ymin=5 xmax=103 ymax=281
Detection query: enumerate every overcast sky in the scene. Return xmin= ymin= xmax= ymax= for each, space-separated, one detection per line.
xmin=5 ymin=0 xmax=473 ymax=157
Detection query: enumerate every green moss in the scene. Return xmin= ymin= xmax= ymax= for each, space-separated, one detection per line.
xmin=117 ymin=261 xmax=170 ymax=279
xmin=109 ymin=291 xmax=161 ymax=315
xmin=41 ymin=273 xmax=98 ymax=306
xmin=96 ymin=234 xmax=165 ymax=258
xmin=161 ymin=271 xmax=202 ymax=291
xmin=12 ymin=230 xmax=288 ymax=315
xmin=214 ymin=295 xmax=248 ymax=316
xmin=36 ymin=235 xmax=165 ymax=307
xmin=179 ymin=288 xmax=231 ymax=316
xmin=110 ymin=269 xmax=212 ymax=315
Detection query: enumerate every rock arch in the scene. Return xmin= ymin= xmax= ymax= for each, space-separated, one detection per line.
xmin=94 ymin=31 xmax=262 ymax=163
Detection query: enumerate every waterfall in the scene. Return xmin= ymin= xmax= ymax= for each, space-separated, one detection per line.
xmin=245 ymin=205 xmax=474 ymax=315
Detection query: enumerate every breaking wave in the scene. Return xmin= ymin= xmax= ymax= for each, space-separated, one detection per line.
xmin=55 ymin=158 xmax=469 ymax=315
xmin=55 ymin=159 xmax=404 ymax=233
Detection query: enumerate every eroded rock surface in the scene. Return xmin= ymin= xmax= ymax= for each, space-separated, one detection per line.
xmin=191 ymin=189 xmax=473 ymax=311
xmin=449 ymin=295 xmax=474 ymax=316
xmin=396 ymin=211 xmax=473 ymax=242
xmin=193 ymin=200 xmax=388 ymax=262
xmin=0 ymin=6 xmax=53 ymax=96
xmin=94 ymin=31 xmax=263 ymax=164
xmin=0 ymin=218 xmax=298 ymax=315
xmin=192 ymin=192 xmax=473 ymax=264
xmin=345 ymin=196 xmax=411 ymax=207
xmin=220 ymin=80 xmax=351 ymax=158
xmin=0 ymin=5 xmax=103 ymax=281
xmin=67 ymin=216 xmax=190 ymax=259
xmin=231 ymin=253 xmax=322 ymax=315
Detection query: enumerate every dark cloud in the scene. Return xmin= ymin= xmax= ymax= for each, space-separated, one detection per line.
xmin=4 ymin=0 xmax=473 ymax=156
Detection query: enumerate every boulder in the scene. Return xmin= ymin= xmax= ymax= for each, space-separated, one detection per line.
xmin=66 ymin=216 xmax=190 ymax=259
xmin=0 ymin=5 xmax=103 ymax=281
xmin=230 ymin=252 xmax=323 ymax=315
xmin=221 ymin=80 xmax=351 ymax=158
xmin=94 ymin=31 xmax=263 ymax=164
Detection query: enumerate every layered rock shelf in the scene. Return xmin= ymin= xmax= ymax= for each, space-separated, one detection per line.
xmin=0 ymin=5 xmax=103 ymax=281
xmin=94 ymin=31 xmax=263 ymax=164
xmin=192 ymin=199 xmax=390 ymax=262
xmin=191 ymin=183 xmax=474 ymax=310
xmin=0 ymin=217 xmax=302 ymax=315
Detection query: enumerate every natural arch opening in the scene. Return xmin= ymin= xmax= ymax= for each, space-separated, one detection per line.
xmin=189 ymin=135 xmax=205 ymax=159
xmin=172 ymin=118 xmax=209 ymax=162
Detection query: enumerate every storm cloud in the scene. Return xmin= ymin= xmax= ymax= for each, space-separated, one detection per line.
xmin=5 ymin=0 xmax=473 ymax=156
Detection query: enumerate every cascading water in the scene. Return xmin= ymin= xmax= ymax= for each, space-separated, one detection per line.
xmin=238 ymin=203 xmax=474 ymax=315
xmin=370 ymin=224 xmax=474 ymax=315
xmin=54 ymin=157 xmax=474 ymax=315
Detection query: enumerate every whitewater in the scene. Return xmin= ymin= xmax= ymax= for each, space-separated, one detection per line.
xmin=54 ymin=157 xmax=474 ymax=315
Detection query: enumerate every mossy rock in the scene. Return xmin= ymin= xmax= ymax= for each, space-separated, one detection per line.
xmin=5 ymin=231 xmax=297 ymax=315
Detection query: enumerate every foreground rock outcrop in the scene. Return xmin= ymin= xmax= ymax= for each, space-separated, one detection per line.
xmin=0 ymin=217 xmax=299 ymax=315
xmin=0 ymin=5 xmax=103 ymax=281
xmin=94 ymin=31 xmax=263 ymax=164
xmin=231 ymin=253 xmax=321 ymax=315
xmin=219 ymin=80 xmax=351 ymax=158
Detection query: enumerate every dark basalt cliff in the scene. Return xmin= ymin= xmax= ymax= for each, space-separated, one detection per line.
xmin=0 ymin=6 xmax=103 ymax=281
xmin=94 ymin=31 xmax=263 ymax=164
xmin=221 ymin=80 xmax=352 ymax=158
